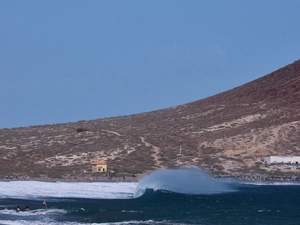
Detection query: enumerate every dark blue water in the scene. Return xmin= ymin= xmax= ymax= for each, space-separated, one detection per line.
xmin=1 ymin=185 xmax=300 ymax=225
xmin=1 ymin=168 xmax=300 ymax=225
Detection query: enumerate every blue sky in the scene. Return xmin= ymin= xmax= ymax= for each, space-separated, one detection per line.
xmin=1 ymin=1 xmax=300 ymax=129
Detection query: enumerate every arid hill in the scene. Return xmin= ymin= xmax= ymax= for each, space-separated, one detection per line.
xmin=0 ymin=59 xmax=300 ymax=179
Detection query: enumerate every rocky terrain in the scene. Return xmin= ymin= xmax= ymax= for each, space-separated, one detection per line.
xmin=0 ymin=59 xmax=300 ymax=179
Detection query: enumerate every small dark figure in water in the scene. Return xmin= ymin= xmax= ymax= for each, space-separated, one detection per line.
xmin=43 ymin=200 xmax=50 ymax=208
xmin=16 ymin=205 xmax=20 ymax=211
xmin=25 ymin=206 xmax=29 ymax=210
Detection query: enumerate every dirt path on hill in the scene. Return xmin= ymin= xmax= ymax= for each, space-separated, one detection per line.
xmin=140 ymin=137 xmax=164 ymax=169
xmin=103 ymin=130 xmax=123 ymax=136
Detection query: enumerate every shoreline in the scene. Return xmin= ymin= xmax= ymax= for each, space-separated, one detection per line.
xmin=1 ymin=173 xmax=300 ymax=183
xmin=0 ymin=169 xmax=155 ymax=183
xmin=0 ymin=176 xmax=141 ymax=183
xmin=0 ymin=172 xmax=149 ymax=183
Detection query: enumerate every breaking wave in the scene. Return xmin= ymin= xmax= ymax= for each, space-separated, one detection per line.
xmin=0 ymin=208 xmax=66 ymax=216
xmin=134 ymin=167 xmax=236 ymax=197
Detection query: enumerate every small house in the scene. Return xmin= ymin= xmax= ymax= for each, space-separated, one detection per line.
xmin=92 ymin=161 xmax=107 ymax=173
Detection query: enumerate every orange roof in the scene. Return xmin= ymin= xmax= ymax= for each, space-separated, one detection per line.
xmin=92 ymin=161 xmax=107 ymax=165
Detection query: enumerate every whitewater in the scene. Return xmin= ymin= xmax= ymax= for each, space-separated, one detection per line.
xmin=1 ymin=168 xmax=300 ymax=225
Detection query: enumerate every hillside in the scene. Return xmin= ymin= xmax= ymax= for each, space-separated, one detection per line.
xmin=0 ymin=59 xmax=300 ymax=179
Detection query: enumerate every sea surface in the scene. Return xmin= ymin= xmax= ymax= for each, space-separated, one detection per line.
xmin=1 ymin=168 xmax=300 ymax=225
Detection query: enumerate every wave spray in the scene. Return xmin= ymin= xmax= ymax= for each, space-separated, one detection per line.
xmin=134 ymin=167 xmax=235 ymax=197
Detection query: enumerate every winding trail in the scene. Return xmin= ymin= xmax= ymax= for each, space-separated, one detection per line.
xmin=140 ymin=137 xmax=164 ymax=169
xmin=103 ymin=130 xmax=123 ymax=136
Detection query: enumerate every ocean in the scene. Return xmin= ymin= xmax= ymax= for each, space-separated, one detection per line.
xmin=1 ymin=168 xmax=300 ymax=225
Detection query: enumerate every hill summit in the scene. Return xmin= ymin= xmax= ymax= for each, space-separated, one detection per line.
xmin=1 ymin=59 xmax=300 ymax=179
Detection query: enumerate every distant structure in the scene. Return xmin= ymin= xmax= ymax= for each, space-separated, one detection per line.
xmin=91 ymin=161 xmax=107 ymax=172
xmin=264 ymin=156 xmax=300 ymax=165
xmin=179 ymin=141 xmax=182 ymax=155
xmin=77 ymin=128 xmax=89 ymax=133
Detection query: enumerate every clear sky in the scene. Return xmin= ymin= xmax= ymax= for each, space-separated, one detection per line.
xmin=1 ymin=1 xmax=300 ymax=129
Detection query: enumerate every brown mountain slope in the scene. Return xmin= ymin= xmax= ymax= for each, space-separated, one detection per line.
xmin=0 ymin=59 xmax=300 ymax=179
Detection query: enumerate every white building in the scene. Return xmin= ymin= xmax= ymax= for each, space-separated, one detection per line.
xmin=264 ymin=156 xmax=300 ymax=165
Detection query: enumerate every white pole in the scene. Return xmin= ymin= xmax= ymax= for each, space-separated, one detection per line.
xmin=180 ymin=141 xmax=182 ymax=155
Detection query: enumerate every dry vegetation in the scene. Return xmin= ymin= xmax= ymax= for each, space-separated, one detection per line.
xmin=0 ymin=59 xmax=300 ymax=179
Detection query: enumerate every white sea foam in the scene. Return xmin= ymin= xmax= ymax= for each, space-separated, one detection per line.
xmin=0 ymin=220 xmax=180 ymax=225
xmin=0 ymin=181 xmax=137 ymax=200
xmin=0 ymin=221 xmax=83 ymax=225
xmin=0 ymin=208 xmax=66 ymax=216
xmin=240 ymin=181 xmax=300 ymax=186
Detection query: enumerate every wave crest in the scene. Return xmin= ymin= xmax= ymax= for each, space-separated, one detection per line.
xmin=0 ymin=208 xmax=66 ymax=216
xmin=134 ymin=168 xmax=235 ymax=197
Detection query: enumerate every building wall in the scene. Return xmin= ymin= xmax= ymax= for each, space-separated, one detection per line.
xmin=92 ymin=164 xmax=107 ymax=172
xmin=264 ymin=156 xmax=300 ymax=164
